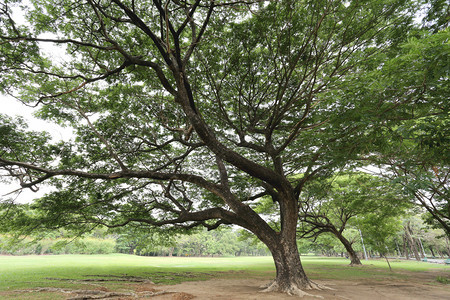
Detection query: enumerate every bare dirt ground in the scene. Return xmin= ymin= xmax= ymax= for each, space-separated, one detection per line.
xmin=150 ymin=276 xmax=450 ymax=300
xmin=3 ymin=269 xmax=449 ymax=299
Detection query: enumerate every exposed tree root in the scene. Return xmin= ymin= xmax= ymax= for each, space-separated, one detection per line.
xmin=15 ymin=287 xmax=168 ymax=299
xmin=259 ymin=279 xmax=334 ymax=298
xmin=46 ymin=275 xmax=154 ymax=284
xmin=260 ymin=281 xmax=322 ymax=298
xmin=259 ymin=281 xmax=273 ymax=289
xmin=308 ymin=280 xmax=335 ymax=291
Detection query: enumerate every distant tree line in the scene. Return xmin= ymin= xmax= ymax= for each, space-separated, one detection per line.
xmin=1 ymin=215 xmax=448 ymax=259
xmin=115 ymin=228 xmax=269 ymax=257
xmin=0 ymin=227 xmax=269 ymax=256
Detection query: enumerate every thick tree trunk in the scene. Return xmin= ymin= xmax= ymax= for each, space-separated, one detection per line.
xmin=410 ymin=241 xmax=421 ymax=260
xmin=255 ymin=192 xmax=329 ymax=297
xmin=262 ymin=236 xmax=325 ymax=297
xmin=272 ymin=241 xmax=309 ymax=288
xmin=334 ymin=230 xmax=362 ymax=265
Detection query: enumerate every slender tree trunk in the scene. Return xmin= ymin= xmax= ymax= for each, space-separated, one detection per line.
xmin=403 ymin=235 xmax=409 ymax=259
xmin=415 ymin=238 xmax=425 ymax=258
xmin=333 ymin=230 xmax=362 ymax=265
xmin=429 ymin=246 xmax=436 ymax=258
xmin=382 ymin=254 xmax=392 ymax=271
xmin=405 ymin=223 xmax=420 ymax=261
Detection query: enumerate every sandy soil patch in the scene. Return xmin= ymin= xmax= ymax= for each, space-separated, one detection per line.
xmin=150 ymin=277 xmax=450 ymax=300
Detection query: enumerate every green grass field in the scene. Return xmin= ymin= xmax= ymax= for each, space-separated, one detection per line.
xmin=0 ymin=254 xmax=448 ymax=298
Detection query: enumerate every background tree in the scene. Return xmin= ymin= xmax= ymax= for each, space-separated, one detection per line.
xmin=0 ymin=0 xmax=426 ymax=296
xmin=298 ymin=172 xmax=410 ymax=265
xmin=420 ymin=227 xmax=450 ymax=258
xmin=355 ymin=213 xmax=403 ymax=271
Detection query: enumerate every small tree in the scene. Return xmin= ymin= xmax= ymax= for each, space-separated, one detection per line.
xmin=356 ymin=214 xmax=403 ymax=271
xmin=298 ymin=172 xmax=409 ymax=265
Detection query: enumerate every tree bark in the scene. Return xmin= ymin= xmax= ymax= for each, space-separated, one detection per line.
xmin=261 ymin=235 xmax=324 ymax=297
xmin=254 ymin=192 xmax=329 ymax=297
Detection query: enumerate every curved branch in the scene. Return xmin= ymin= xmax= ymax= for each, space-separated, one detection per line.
xmin=0 ymin=157 xmax=224 ymax=197
xmin=183 ymin=0 xmax=214 ymax=64
xmin=0 ymin=35 xmax=115 ymax=51
xmin=111 ymin=0 xmax=172 ymax=67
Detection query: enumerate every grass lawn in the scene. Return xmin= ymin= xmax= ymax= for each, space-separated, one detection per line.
xmin=0 ymin=254 xmax=448 ymax=298
xmin=0 ymin=254 xmax=275 ymax=292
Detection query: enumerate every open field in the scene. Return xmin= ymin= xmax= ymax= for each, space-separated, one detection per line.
xmin=0 ymin=254 xmax=449 ymax=299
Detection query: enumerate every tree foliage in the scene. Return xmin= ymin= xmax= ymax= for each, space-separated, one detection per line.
xmin=365 ymin=29 xmax=450 ymax=235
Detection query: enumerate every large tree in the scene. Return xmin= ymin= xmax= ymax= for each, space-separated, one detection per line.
xmin=0 ymin=0 xmax=421 ymax=296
